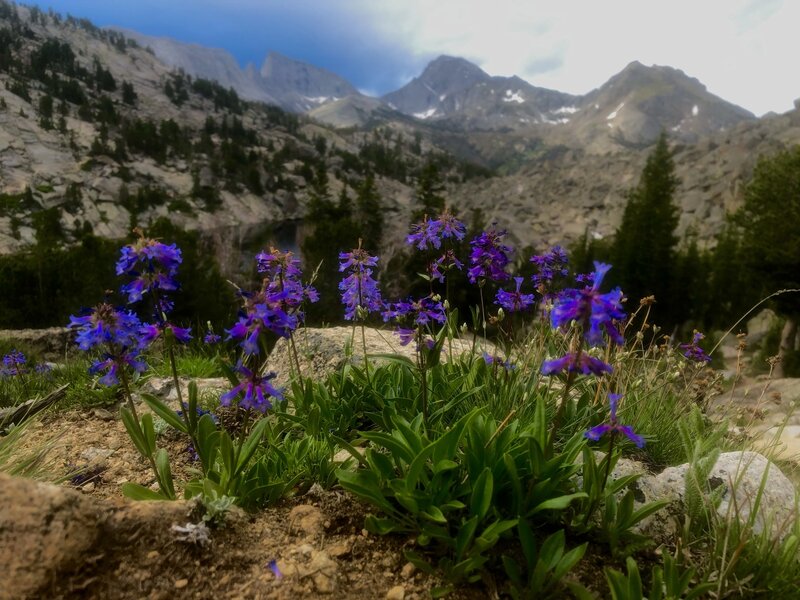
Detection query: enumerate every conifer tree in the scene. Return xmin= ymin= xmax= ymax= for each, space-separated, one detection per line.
xmin=355 ymin=172 xmax=383 ymax=253
xmin=612 ymin=132 xmax=680 ymax=325
xmin=412 ymin=162 xmax=445 ymax=221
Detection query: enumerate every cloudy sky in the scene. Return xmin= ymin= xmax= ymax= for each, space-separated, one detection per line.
xmin=37 ymin=0 xmax=799 ymax=116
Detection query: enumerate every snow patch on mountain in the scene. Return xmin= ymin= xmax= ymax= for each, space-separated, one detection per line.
xmin=606 ymin=102 xmax=625 ymax=120
xmin=413 ymin=108 xmax=438 ymax=119
xmin=503 ymin=90 xmax=525 ymax=103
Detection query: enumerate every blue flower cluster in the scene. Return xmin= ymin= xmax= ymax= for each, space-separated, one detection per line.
xmin=585 ymin=393 xmax=644 ymax=448
xmin=542 ymin=262 xmax=625 ymax=376
xmin=406 ymin=211 xmax=466 ymax=251
xmin=338 ymin=247 xmax=384 ymax=321
xmin=495 ymin=277 xmax=535 ymax=313
xmin=468 ymin=227 xmax=513 ymax=283
xmin=68 ymin=302 xmax=147 ymax=385
xmin=530 ymin=245 xmax=569 ymax=294
xmin=220 ymin=364 xmax=283 ymax=413
xmin=227 ymin=249 xmax=317 ymax=354
xmin=116 ymin=238 xmax=182 ymax=306
xmin=1 ymin=350 xmax=27 ymax=376
xmin=680 ymin=331 xmax=712 ymax=363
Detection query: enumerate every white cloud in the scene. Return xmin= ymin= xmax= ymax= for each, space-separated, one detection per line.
xmin=354 ymin=0 xmax=798 ymax=115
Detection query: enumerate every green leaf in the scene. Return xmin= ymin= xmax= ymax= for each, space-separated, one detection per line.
xmin=626 ymin=557 xmax=643 ymax=599
xmin=155 ymin=448 xmax=175 ymax=499
xmin=421 ymin=505 xmax=447 ymax=524
xmin=531 ymin=492 xmax=588 ymax=514
xmin=433 ymin=459 xmax=459 ymax=474
xmin=455 ymin=515 xmax=479 ymax=559
xmin=366 ymin=449 xmax=395 ymax=480
xmin=121 ymin=482 xmax=169 ymax=501
xmin=365 ymin=515 xmax=398 ymax=535
xmin=187 ymin=381 xmax=199 ymax=431
xmin=141 ymin=393 xmax=187 ymax=433
xmin=120 ymin=407 xmax=149 ymax=457
xmin=554 ymin=542 xmax=587 ymax=580
xmin=406 ymin=443 xmax=434 ymax=489
xmin=141 ymin=413 xmax=156 ymax=455
xmin=365 ymin=353 xmax=416 ymax=369
xmin=470 ymin=467 xmax=493 ymax=519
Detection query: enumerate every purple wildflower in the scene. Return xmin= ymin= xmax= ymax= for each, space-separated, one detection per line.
xmin=68 ymin=303 xmax=148 ymax=387
xmin=406 ymin=218 xmax=440 ymax=250
xmin=585 ymin=393 xmax=645 ymax=448
xmin=255 ymin=247 xmax=303 ymax=280
xmin=35 ymin=363 xmax=53 ymax=375
xmin=139 ymin=322 xmax=192 ymax=345
xmin=339 ymin=246 xmax=384 ymax=321
xmin=483 ymin=352 xmax=516 ymax=371
xmin=383 ymin=297 xmax=446 ymax=327
xmin=468 ymin=227 xmax=513 ymax=283
xmin=220 ymin=364 xmax=283 ymax=413
xmin=2 ymin=350 xmax=27 ymax=376
xmin=396 ymin=327 xmax=417 ymax=347
xmin=116 ymin=238 xmax=182 ymax=306
xmin=530 ymin=246 xmax=569 ymax=294
xmin=267 ymin=559 xmax=282 ymax=579
xmin=550 ymin=262 xmax=625 ymax=346
xmin=245 ymin=249 xmax=318 ymax=338
xmin=89 ymin=350 xmax=147 ymax=386
xmin=226 ymin=303 xmax=297 ymax=354
xmin=541 ymin=352 xmax=613 ymax=376
xmin=437 ymin=211 xmax=467 ymax=242
xmin=428 ymin=250 xmax=463 ymax=283
xmin=406 ymin=211 xmax=467 ymax=251
xmin=680 ymin=331 xmax=712 ymax=363
xmin=495 ymin=277 xmax=536 ymax=312
xmin=204 ymin=332 xmax=222 ymax=344
xmin=338 ymin=248 xmax=379 ymax=272
xmin=68 ymin=303 xmax=143 ymax=351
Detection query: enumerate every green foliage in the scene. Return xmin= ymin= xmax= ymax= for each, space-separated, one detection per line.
xmin=605 ymin=554 xmax=714 ymax=600
xmin=502 ymin=526 xmax=587 ymax=599
xmin=736 ymin=145 xmax=800 ymax=318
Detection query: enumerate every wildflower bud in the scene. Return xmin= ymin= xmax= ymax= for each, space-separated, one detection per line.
xmin=356 ymin=305 xmax=369 ymax=321
xmin=460 ymin=323 xmax=468 ymax=334
xmin=443 ymin=299 xmax=450 ymax=310
xmin=496 ymin=308 xmax=505 ymax=322
xmin=635 ymin=331 xmax=644 ymax=341
xmin=432 ymin=293 xmax=442 ymax=302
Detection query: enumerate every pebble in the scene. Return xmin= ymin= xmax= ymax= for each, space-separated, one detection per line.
xmin=400 ymin=562 xmax=416 ymax=579
xmin=386 ymin=585 xmax=405 ymax=600
xmin=92 ymin=408 xmax=115 ymax=421
xmin=174 ymin=579 xmax=188 ymax=589
xmin=82 ymin=482 xmax=95 ymax=493
xmin=327 ymin=542 xmax=350 ymax=557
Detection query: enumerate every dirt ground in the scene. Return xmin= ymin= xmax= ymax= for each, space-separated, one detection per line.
xmin=8 ymin=403 xmax=495 ymax=600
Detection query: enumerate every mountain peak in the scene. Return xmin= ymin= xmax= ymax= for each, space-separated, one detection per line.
xmin=418 ymin=55 xmax=490 ymax=88
xmin=258 ymin=51 xmax=359 ymax=110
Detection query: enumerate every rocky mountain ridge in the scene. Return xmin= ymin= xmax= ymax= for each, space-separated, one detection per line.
xmin=106 ymin=29 xmax=758 ymax=152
